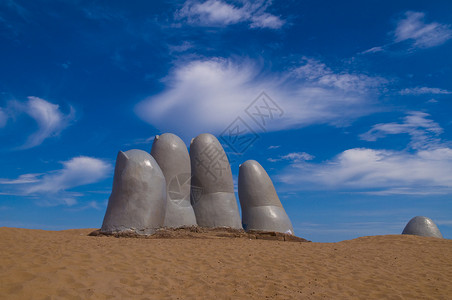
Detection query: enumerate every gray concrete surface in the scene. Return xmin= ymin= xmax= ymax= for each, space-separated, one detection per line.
xmin=402 ymin=216 xmax=443 ymax=238
xmin=101 ymin=149 xmax=166 ymax=235
xmin=238 ymin=160 xmax=294 ymax=234
xmin=190 ymin=133 xmax=242 ymax=229
xmin=151 ymin=133 xmax=197 ymax=228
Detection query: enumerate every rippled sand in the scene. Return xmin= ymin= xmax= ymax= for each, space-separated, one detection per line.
xmin=1 ymin=227 xmax=451 ymax=299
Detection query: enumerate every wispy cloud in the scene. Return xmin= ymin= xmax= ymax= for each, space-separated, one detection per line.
xmin=66 ymin=200 xmax=104 ymax=211
xmin=0 ymin=108 xmax=7 ymax=128
xmin=169 ymin=41 xmax=194 ymax=53
xmin=277 ymin=147 xmax=452 ymax=195
xmin=82 ymin=4 xmax=125 ymax=22
xmin=26 ymin=156 xmax=111 ymax=194
xmin=291 ymin=58 xmax=385 ymax=92
xmin=176 ymin=0 xmax=285 ymax=29
xmin=436 ymin=220 xmax=452 ymax=226
xmin=18 ymin=97 xmax=75 ymax=149
xmin=395 ymin=11 xmax=452 ymax=49
xmin=123 ymin=135 xmax=156 ymax=147
xmin=1 ymin=0 xmax=29 ymax=19
xmin=362 ymin=11 xmax=452 ymax=54
xmin=0 ymin=156 xmax=112 ymax=206
xmin=0 ymin=0 xmax=30 ymax=37
xmin=360 ymin=112 xmax=443 ymax=150
xmin=360 ymin=46 xmax=385 ymax=54
xmin=0 ymin=173 xmax=41 ymax=184
xmin=135 ymin=56 xmax=386 ymax=139
xmin=268 ymin=152 xmax=314 ymax=163
xmin=267 ymin=145 xmax=280 ymax=149
xmin=399 ymin=87 xmax=452 ymax=95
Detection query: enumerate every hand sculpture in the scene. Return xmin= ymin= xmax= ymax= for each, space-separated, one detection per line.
xmin=239 ymin=160 xmax=294 ymax=234
xmin=101 ymin=149 xmax=166 ymax=235
xmin=151 ymin=133 xmax=197 ymax=228
xmin=190 ymin=133 xmax=242 ymax=229
xmin=402 ymin=216 xmax=443 ymax=238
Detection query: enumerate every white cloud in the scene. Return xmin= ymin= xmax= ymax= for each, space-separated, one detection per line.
xmin=0 ymin=108 xmax=7 ymax=128
xmin=267 ymin=145 xmax=280 ymax=149
xmin=124 ymin=135 xmax=156 ymax=147
xmin=67 ymin=200 xmax=104 ymax=211
xmin=399 ymin=87 xmax=452 ymax=95
xmin=277 ymin=147 xmax=452 ymax=195
xmin=281 ymin=152 xmax=314 ymax=162
xmin=169 ymin=41 xmax=194 ymax=53
xmin=291 ymin=58 xmax=385 ymax=91
xmin=249 ymin=11 xmax=284 ymax=29
xmin=26 ymin=156 xmax=111 ymax=194
xmin=268 ymin=152 xmax=314 ymax=163
xmin=176 ymin=0 xmax=284 ymax=29
xmin=360 ymin=46 xmax=385 ymax=54
xmin=0 ymin=156 xmax=111 ymax=205
xmin=0 ymin=173 xmax=41 ymax=184
xmin=360 ymin=112 xmax=443 ymax=150
xmin=135 ymin=57 xmax=386 ymax=139
xmin=19 ymin=97 xmax=75 ymax=149
xmin=178 ymin=0 xmax=244 ymax=25
xmin=394 ymin=11 xmax=452 ymax=48
xmin=290 ymin=58 xmax=331 ymax=80
xmin=362 ymin=11 xmax=452 ymax=54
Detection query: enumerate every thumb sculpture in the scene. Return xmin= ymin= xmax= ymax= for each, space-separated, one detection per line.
xmin=151 ymin=133 xmax=197 ymax=228
xmin=101 ymin=149 xmax=166 ymax=235
xmin=238 ymin=160 xmax=294 ymax=234
xmin=402 ymin=216 xmax=443 ymax=238
xmin=190 ymin=133 xmax=242 ymax=229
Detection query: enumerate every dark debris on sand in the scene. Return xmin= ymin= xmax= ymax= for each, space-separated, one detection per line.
xmin=89 ymin=226 xmax=310 ymax=242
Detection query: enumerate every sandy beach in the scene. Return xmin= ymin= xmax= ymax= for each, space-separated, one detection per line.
xmin=0 ymin=227 xmax=451 ymax=299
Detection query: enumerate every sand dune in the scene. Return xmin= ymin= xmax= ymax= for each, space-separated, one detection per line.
xmin=1 ymin=227 xmax=451 ymax=299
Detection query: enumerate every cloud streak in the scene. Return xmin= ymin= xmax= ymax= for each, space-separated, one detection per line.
xmin=176 ymin=0 xmax=285 ymax=29
xmin=268 ymin=152 xmax=314 ymax=163
xmin=19 ymin=97 xmax=75 ymax=149
xmin=362 ymin=11 xmax=452 ymax=54
xmin=0 ymin=156 xmax=112 ymax=206
xmin=360 ymin=112 xmax=443 ymax=150
xmin=399 ymin=87 xmax=452 ymax=95
xmin=26 ymin=156 xmax=111 ymax=194
xmin=394 ymin=11 xmax=452 ymax=49
xmin=0 ymin=173 xmax=41 ymax=184
xmin=0 ymin=108 xmax=7 ymax=128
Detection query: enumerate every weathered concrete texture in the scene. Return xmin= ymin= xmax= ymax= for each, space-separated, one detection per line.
xmin=101 ymin=149 xmax=166 ymax=235
xmin=239 ymin=160 xmax=294 ymax=234
xmin=151 ymin=133 xmax=197 ymax=228
xmin=190 ymin=133 xmax=242 ymax=229
xmin=402 ymin=216 xmax=443 ymax=238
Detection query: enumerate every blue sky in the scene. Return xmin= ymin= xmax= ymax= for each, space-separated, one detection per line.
xmin=1 ymin=0 xmax=451 ymax=242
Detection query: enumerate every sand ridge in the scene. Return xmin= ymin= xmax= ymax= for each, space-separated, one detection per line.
xmin=0 ymin=227 xmax=451 ymax=299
